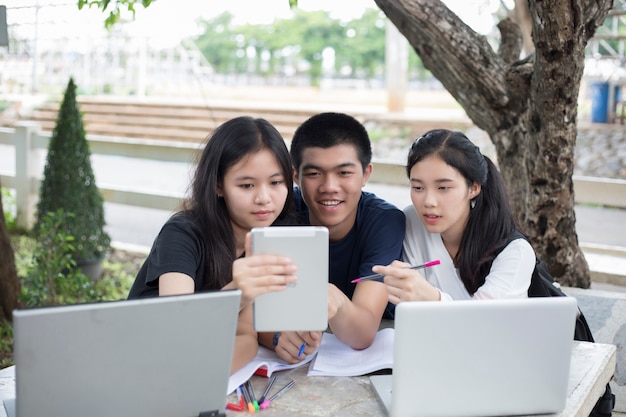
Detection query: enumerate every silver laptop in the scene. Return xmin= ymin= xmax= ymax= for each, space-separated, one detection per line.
xmin=5 ymin=290 xmax=241 ymax=417
xmin=371 ymin=297 xmax=577 ymax=417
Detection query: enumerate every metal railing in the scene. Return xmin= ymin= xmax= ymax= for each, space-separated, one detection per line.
xmin=1 ymin=122 xmax=625 ymax=231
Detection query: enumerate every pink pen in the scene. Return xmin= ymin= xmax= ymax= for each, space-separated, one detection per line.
xmin=351 ymin=259 xmax=441 ymax=283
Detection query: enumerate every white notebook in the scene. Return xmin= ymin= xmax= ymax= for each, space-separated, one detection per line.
xmin=228 ymin=345 xmax=316 ymax=393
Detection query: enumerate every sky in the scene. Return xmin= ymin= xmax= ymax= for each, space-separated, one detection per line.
xmin=4 ymin=0 xmax=513 ymax=49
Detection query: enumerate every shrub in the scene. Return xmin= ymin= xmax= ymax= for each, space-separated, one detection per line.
xmin=1 ymin=188 xmax=16 ymax=232
xmin=20 ymin=209 xmax=98 ymax=307
xmin=0 ymin=321 xmax=13 ymax=368
xmin=4 ymin=226 xmax=137 ymax=368
xmin=35 ymin=77 xmax=110 ymax=262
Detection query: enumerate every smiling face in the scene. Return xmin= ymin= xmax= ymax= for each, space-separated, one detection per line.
xmin=218 ymin=148 xmax=288 ymax=246
xmin=295 ymin=144 xmax=372 ymax=241
xmin=409 ymin=154 xmax=480 ymax=245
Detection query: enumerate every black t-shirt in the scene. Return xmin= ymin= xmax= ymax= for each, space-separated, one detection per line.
xmin=128 ymin=212 xmax=208 ymax=298
xmin=128 ymin=212 xmax=302 ymax=299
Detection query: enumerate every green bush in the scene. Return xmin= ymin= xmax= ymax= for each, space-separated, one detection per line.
xmin=3 ymin=226 xmax=136 ymax=368
xmin=0 ymin=321 xmax=13 ymax=369
xmin=20 ymin=209 xmax=98 ymax=307
xmin=1 ymin=188 xmax=16 ymax=232
xmin=35 ymin=77 xmax=110 ymax=261
xmin=12 ymin=227 xmax=136 ymax=308
xmin=10 ymin=234 xmax=35 ymax=279
xmin=95 ymin=258 xmax=136 ymax=300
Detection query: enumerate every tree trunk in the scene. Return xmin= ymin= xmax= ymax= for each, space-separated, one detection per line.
xmin=374 ymin=0 xmax=613 ymax=286
xmin=0 ymin=180 xmax=20 ymax=321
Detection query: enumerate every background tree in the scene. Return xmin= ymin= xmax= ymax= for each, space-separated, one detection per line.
xmin=194 ymin=12 xmax=245 ymax=74
xmin=372 ymin=0 xmax=613 ymax=286
xmin=194 ymin=9 xmax=388 ymax=84
xmin=238 ymin=24 xmax=275 ymax=76
xmin=336 ymin=9 xmax=387 ymax=79
xmin=278 ymin=10 xmax=345 ymax=85
xmin=78 ymin=0 xmax=153 ymax=29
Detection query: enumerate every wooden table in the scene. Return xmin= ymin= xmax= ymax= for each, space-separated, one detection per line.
xmin=0 ymin=341 xmax=615 ymax=417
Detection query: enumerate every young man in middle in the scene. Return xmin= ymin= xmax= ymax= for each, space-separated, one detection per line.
xmin=260 ymin=112 xmax=406 ymax=363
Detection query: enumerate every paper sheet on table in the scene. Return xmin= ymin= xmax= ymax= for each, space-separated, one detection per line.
xmin=307 ymin=328 xmax=395 ymax=376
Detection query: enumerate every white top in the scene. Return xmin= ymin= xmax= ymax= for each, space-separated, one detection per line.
xmin=402 ymin=205 xmax=535 ymax=301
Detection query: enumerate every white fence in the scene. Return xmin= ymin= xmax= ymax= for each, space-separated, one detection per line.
xmin=1 ymin=121 xmax=626 ymax=231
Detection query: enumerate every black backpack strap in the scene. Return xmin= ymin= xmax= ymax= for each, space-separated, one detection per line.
xmin=590 ymin=384 xmax=616 ymax=417
xmin=527 ymin=259 xmax=566 ymax=298
xmin=572 ymin=305 xmax=595 ymax=342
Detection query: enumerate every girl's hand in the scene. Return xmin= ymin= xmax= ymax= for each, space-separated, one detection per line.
xmin=227 ymin=233 xmax=297 ymax=310
xmin=372 ymin=260 xmax=441 ymax=303
xmin=273 ymin=331 xmax=322 ymax=363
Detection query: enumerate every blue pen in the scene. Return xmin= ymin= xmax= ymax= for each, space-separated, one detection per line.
xmin=298 ymin=342 xmax=306 ymax=358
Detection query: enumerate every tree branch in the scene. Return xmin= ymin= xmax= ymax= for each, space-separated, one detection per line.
xmin=497 ymin=17 xmax=523 ymax=65
xmin=374 ymin=0 xmax=511 ymax=130
xmin=583 ymin=0 xmax=616 ymax=39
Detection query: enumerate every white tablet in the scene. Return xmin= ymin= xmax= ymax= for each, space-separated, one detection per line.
xmin=251 ymin=226 xmax=329 ymax=331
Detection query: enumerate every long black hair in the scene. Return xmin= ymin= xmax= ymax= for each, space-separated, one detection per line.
xmin=407 ymin=129 xmax=519 ymax=294
xmin=182 ymin=116 xmax=294 ymax=290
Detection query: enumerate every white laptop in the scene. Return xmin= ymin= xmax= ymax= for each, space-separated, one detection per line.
xmin=4 ymin=290 xmax=241 ymax=417
xmin=370 ymin=297 xmax=578 ymax=417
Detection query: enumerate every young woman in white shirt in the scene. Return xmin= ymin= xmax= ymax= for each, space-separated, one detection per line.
xmin=372 ymin=129 xmax=535 ymax=303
